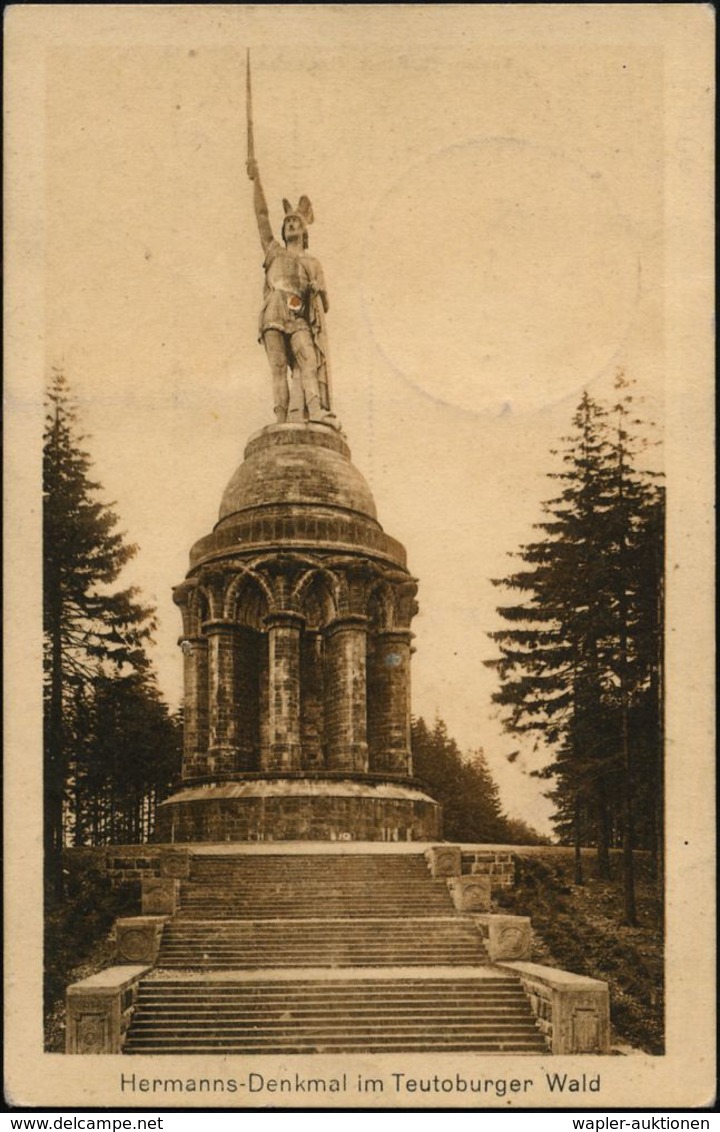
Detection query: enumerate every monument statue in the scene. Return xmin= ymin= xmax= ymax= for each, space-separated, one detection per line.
xmin=246 ymin=55 xmax=339 ymax=428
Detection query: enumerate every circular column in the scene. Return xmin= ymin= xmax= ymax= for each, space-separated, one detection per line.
xmin=263 ymin=611 xmax=305 ymax=771
xmin=367 ymin=629 xmax=414 ymax=775
xmin=179 ymin=635 xmax=209 ymax=778
xmin=204 ymin=619 xmax=241 ymax=773
xmin=324 ymin=614 xmax=369 ymax=772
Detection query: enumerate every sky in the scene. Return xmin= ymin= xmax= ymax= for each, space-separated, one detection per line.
xmin=38 ymin=7 xmax=668 ymax=834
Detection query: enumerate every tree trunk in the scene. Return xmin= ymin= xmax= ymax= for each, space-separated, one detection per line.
xmin=573 ymin=795 xmax=584 ymax=885
xmin=621 ymin=703 xmax=637 ymax=925
xmin=595 ymin=777 xmax=612 ymax=880
xmin=45 ymin=608 xmax=65 ymax=900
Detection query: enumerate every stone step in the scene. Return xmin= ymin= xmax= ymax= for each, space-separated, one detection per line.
xmin=184 ymin=884 xmax=444 ymax=891
xmin=162 ymin=925 xmax=478 ymax=937
xmin=189 ymin=855 xmax=430 ymax=865
xmin=125 ymin=1039 xmax=546 ymax=1054
xmin=131 ymin=1008 xmax=532 ymax=1022
xmin=139 ymin=977 xmax=521 ymax=988
xmin=137 ymin=991 xmax=526 ymax=1006
xmin=157 ymin=958 xmax=487 ymax=968
xmin=137 ymin=989 xmax=525 ymax=1001
xmin=129 ymin=1023 xmax=541 ymax=1039
xmin=178 ymin=900 xmax=453 ymax=909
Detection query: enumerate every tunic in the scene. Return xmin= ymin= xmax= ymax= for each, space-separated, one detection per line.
xmin=258 ymin=239 xmax=327 ymax=339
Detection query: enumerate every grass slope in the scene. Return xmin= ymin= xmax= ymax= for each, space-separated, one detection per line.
xmin=496 ymin=851 xmax=664 ymax=1054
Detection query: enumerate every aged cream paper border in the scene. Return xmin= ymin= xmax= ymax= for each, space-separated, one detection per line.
xmin=4 ymin=4 xmax=715 ymax=1110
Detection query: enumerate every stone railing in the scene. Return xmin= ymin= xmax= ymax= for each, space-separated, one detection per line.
xmin=498 ymin=961 xmax=610 ymax=1054
xmin=424 ymin=845 xmax=516 ymax=897
xmin=461 ymin=849 xmax=515 ymax=888
xmin=100 ymin=846 xmax=190 ymax=888
xmin=66 ymin=965 xmax=150 ymax=1054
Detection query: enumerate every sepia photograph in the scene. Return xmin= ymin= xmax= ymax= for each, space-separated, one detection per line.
xmin=4 ymin=4 xmax=714 ymax=1113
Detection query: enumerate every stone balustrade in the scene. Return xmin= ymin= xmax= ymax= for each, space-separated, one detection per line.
xmin=66 ymin=966 xmax=150 ymax=1054
xmin=498 ymin=961 xmax=610 ymax=1054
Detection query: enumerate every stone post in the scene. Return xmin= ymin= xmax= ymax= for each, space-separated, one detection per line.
xmin=447 ymin=875 xmax=492 ymax=912
xmin=204 ymin=619 xmax=240 ymax=773
xmin=474 ymin=914 xmax=532 ymax=961
xmin=141 ymin=878 xmax=180 ymax=916
xmin=180 ymin=635 xmax=209 ymax=777
xmin=324 ymin=615 xmax=369 ymax=772
xmin=425 ymin=844 xmax=462 ymax=877
xmin=66 ymin=966 xmax=150 ymax=1054
xmin=116 ymin=916 xmax=168 ymax=964
xmin=367 ymin=629 xmax=413 ymax=775
xmin=263 ymin=611 xmax=304 ymax=770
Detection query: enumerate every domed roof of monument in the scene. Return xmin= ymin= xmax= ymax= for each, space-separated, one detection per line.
xmin=218 ymin=423 xmax=378 ymax=524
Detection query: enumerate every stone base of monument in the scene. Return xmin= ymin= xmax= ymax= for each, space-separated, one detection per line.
xmin=154 ymin=778 xmax=442 ymax=842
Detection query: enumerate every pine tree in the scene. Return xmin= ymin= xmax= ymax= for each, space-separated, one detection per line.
xmin=599 ymin=375 xmax=665 ymax=922
xmin=73 ymin=668 xmax=181 ymax=845
xmin=488 ymin=392 xmax=618 ymax=874
xmin=411 ymin=716 xmax=544 ymax=843
xmin=487 ymin=382 xmax=663 ymax=921
xmin=43 ymin=370 xmax=155 ymax=891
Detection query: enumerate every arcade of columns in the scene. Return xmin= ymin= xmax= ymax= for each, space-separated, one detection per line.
xmin=173 ymin=555 xmax=418 ymax=783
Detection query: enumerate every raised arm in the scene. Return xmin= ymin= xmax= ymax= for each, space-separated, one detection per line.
xmin=246 ymin=159 xmax=274 ymax=253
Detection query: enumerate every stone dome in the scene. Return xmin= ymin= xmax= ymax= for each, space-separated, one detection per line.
xmin=218 ymin=424 xmax=378 ymax=524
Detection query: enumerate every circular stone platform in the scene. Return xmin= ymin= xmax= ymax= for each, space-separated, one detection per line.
xmin=155 ymin=780 xmax=442 ymax=843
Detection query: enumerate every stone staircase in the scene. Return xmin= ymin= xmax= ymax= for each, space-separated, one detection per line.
xmin=123 ymin=975 xmax=546 ymax=1054
xmin=123 ymin=852 xmax=548 ymax=1055
xmin=157 ymin=916 xmax=489 ymax=968
xmin=178 ymin=853 xmax=456 ymax=918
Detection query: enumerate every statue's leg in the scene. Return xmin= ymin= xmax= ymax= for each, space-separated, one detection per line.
xmin=291 ymin=328 xmax=332 ymax=424
xmin=263 ymin=329 xmax=290 ymax=423
xmin=287 ymin=363 xmax=306 ymax=422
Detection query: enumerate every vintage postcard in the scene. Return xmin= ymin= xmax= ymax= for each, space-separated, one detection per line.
xmin=4 ymin=4 xmax=715 ymax=1111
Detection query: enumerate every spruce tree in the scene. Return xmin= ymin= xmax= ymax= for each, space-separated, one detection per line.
xmin=411 ymin=716 xmax=544 ymax=843
xmin=487 ymin=383 xmax=663 ymax=920
xmin=43 ymin=370 xmax=155 ymax=891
